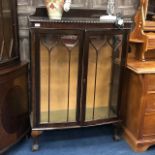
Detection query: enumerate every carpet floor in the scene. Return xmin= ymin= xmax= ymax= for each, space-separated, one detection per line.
xmin=6 ymin=125 xmax=155 ymax=155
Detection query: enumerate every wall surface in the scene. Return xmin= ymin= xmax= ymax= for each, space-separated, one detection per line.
xmin=17 ymin=0 xmax=103 ymax=61
xmin=17 ymin=0 xmax=39 ymax=61
xmin=17 ymin=0 xmax=138 ymax=61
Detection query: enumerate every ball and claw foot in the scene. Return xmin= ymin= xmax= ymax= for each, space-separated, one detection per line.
xmin=31 ymin=130 xmax=42 ymax=151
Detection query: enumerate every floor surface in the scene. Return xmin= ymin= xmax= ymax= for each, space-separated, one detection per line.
xmin=6 ymin=125 xmax=155 ymax=155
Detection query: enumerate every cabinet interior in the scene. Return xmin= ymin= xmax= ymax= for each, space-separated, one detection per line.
xmin=39 ymin=34 xmax=122 ymax=124
xmin=40 ymin=34 xmax=79 ymax=123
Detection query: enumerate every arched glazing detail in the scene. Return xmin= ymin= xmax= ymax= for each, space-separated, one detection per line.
xmin=40 ymin=34 xmax=80 ymax=124
xmin=85 ymin=35 xmax=123 ymax=121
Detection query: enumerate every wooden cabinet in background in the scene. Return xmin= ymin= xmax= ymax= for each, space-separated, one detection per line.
xmin=0 ymin=0 xmax=30 ymax=153
xmin=122 ymin=59 xmax=155 ymax=152
xmin=0 ymin=0 xmax=19 ymax=66
xmin=0 ymin=63 xmax=30 ymax=153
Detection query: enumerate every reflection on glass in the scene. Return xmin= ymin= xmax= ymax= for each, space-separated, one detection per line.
xmin=1 ymin=0 xmax=13 ymax=60
xmin=110 ymin=35 xmax=123 ymax=114
xmin=0 ymin=6 xmax=3 ymax=61
xmin=40 ymin=34 xmax=79 ymax=124
xmin=85 ymin=35 xmax=122 ymax=121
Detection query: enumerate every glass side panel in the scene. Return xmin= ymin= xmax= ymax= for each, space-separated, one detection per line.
xmin=85 ymin=35 xmax=123 ymax=121
xmin=1 ymin=0 xmax=13 ymax=61
xmin=0 ymin=3 xmax=3 ymax=61
xmin=110 ymin=35 xmax=123 ymax=114
xmin=40 ymin=34 xmax=79 ymax=124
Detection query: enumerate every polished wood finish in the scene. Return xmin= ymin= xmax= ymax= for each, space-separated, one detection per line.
xmin=0 ymin=63 xmax=30 ymax=154
xmin=127 ymin=59 xmax=155 ymax=73
xmin=31 ymin=130 xmax=43 ymax=138
xmin=0 ymin=0 xmax=30 ymax=153
xmin=29 ymin=7 xmax=132 ymax=150
xmin=129 ymin=0 xmax=155 ymax=61
xmin=122 ymin=58 xmax=155 ymax=152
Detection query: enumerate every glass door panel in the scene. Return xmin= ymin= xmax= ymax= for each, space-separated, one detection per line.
xmin=1 ymin=0 xmax=13 ymax=61
xmin=39 ymin=34 xmax=80 ymax=124
xmin=85 ymin=35 xmax=123 ymax=121
xmin=0 ymin=2 xmax=3 ymax=61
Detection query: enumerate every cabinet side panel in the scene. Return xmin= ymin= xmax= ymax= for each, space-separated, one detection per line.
xmin=0 ymin=64 xmax=30 ymax=153
xmin=123 ymin=69 xmax=143 ymax=138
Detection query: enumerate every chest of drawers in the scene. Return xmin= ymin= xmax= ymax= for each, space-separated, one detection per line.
xmin=122 ymin=59 xmax=155 ymax=152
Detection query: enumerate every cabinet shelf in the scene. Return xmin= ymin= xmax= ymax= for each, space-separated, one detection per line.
xmin=40 ymin=107 xmax=117 ymax=124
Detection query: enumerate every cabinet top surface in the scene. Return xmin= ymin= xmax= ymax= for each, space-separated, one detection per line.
xmin=29 ymin=7 xmax=132 ymax=29
xmin=127 ymin=59 xmax=155 ymax=74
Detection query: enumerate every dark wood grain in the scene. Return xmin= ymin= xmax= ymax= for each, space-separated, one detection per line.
xmin=29 ymin=7 xmax=132 ymax=130
xmin=0 ymin=63 xmax=30 ymax=154
xmin=0 ymin=0 xmax=30 ymax=153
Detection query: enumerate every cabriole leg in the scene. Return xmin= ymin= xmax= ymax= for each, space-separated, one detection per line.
xmin=113 ymin=122 xmax=123 ymax=141
xmin=31 ymin=130 xmax=43 ymax=151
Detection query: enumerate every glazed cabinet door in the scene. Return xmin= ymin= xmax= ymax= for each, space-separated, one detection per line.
xmin=82 ymin=30 xmax=125 ymax=124
xmin=31 ymin=29 xmax=83 ymax=127
xmin=0 ymin=0 xmax=19 ymax=64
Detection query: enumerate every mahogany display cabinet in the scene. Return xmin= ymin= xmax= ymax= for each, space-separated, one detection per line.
xmin=0 ymin=0 xmax=30 ymax=153
xmin=29 ymin=8 xmax=132 ymax=151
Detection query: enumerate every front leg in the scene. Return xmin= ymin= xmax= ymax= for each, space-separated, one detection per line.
xmin=113 ymin=122 xmax=123 ymax=141
xmin=31 ymin=130 xmax=43 ymax=151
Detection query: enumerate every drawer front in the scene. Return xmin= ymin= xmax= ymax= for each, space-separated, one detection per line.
xmin=148 ymin=38 xmax=155 ymax=50
xmin=147 ymin=75 xmax=155 ymax=91
xmin=143 ymin=113 xmax=155 ymax=136
xmin=145 ymin=94 xmax=155 ymax=112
